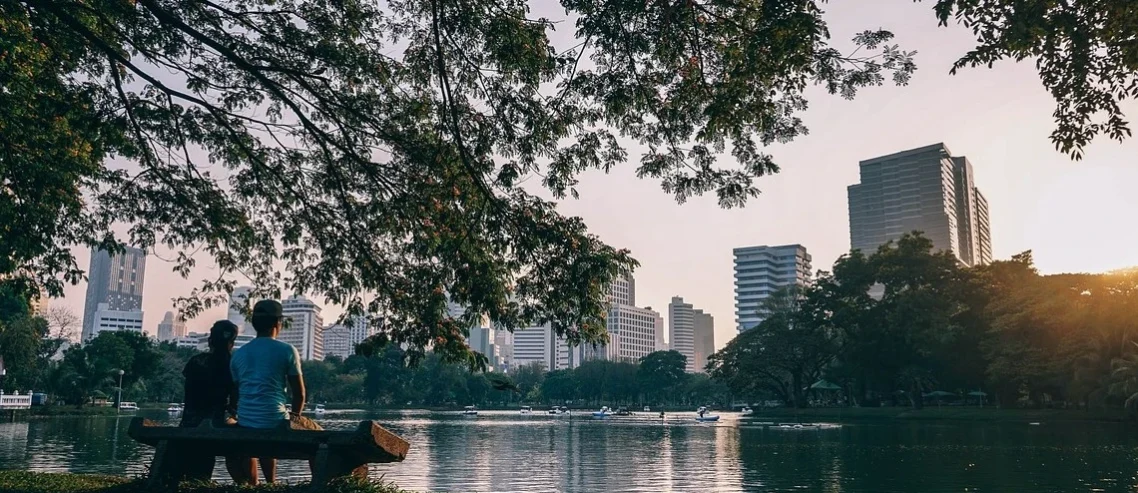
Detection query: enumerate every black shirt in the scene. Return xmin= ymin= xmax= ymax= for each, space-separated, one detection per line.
xmin=181 ymin=352 xmax=235 ymax=427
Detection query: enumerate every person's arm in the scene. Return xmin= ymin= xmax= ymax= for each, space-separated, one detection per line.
xmin=286 ymin=346 xmax=305 ymax=416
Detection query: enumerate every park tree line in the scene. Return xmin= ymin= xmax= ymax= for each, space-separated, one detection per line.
xmin=708 ymin=233 xmax=1138 ymax=411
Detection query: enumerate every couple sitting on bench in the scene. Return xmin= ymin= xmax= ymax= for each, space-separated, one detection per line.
xmin=180 ymin=299 xmax=321 ymax=484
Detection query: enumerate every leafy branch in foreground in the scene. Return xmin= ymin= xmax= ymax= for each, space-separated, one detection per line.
xmin=20 ymin=0 xmax=1131 ymax=366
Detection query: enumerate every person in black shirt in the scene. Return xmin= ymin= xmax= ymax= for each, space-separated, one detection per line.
xmin=179 ymin=320 xmax=251 ymax=483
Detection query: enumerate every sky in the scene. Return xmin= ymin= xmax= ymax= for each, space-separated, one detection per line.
xmin=48 ymin=1 xmax=1138 ymax=352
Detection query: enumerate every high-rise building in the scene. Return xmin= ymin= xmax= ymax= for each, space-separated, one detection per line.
xmin=511 ymin=324 xmax=552 ymax=369
xmin=495 ymin=329 xmax=513 ymax=371
xmin=606 ymin=271 xmax=636 ymax=306
xmin=668 ymin=297 xmax=697 ymax=372
xmin=322 ymin=324 xmax=352 ymax=360
xmin=90 ymin=303 xmax=144 ymax=339
xmin=468 ymin=326 xmax=498 ymax=370
xmin=156 ymin=311 xmax=186 ymax=342
xmin=227 ymin=286 xmax=255 ymax=334
xmin=847 ymin=143 xmax=992 ymax=266
xmin=347 ymin=315 xmax=376 ymax=349
xmin=692 ymin=311 xmax=715 ymax=373
xmin=280 ymin=295 xmax=324 ymax=360
xmin=604 ymin=304 xmax=664 ymax=363
xmin=82 ymin=246 xmax=147 ymax=341
xmin=733 ymin=244 xmax=812 ymax=332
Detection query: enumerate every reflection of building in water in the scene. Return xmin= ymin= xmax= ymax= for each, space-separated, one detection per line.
xmin=0 ymin=422 xmax=29 ymax=471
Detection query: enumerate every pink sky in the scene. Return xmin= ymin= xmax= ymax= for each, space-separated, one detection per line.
xmin=50 ymin=2 xmax=1138 ymax=350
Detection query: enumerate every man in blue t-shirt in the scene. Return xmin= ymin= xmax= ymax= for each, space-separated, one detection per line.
xmin=230 ymin=299 xmax=309 ymax=484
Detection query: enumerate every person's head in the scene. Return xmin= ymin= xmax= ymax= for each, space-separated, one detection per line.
xmin=251 ymin=299 xmax=284 ymax=337
xmin=208 ymin=320 xmax=239 ymax=355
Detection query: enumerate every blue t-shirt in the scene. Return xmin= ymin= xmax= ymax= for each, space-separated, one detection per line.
xmin=230 ymin=337 xmax=302 ymax=429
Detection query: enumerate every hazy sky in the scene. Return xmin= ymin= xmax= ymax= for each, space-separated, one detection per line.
xmin=49 ymin=2 xmax=1138 ymax=351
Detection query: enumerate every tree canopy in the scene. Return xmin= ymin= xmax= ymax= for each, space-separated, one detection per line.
xmin=4 ymin=0 xmax=1133 ymax=364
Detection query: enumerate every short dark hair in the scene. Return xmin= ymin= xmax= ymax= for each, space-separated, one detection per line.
xmin=251 ymin=315 xmax=281 ymax=335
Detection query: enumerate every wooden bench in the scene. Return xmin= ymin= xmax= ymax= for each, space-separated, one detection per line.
xmin=127 ymin=417 xmax=410 ymax=491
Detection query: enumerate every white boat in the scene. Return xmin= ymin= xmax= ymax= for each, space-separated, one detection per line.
xmin=314 ymin=404 xmax=326 ymax=415
xmin=643 ymin=406 xmax=651 ymax=412
xmin=166 ymin=403 xmax=183 ymax=414
xmin=695 ymin=406 xmax=720 ymax=422
xmin=740 ymin=407 xmax=753 ymax=416
xmin=520 ymin=406 xmax=532 ymax=415
xmin=592 ymin=406 xmax=611 ymax=418
xmin=547 ymin=408 xmax=558 ymax=415
xmin=118 ymin=401 xmax=139 ymax=412
xmin=462 ymin=405 xmax=478 ymax=416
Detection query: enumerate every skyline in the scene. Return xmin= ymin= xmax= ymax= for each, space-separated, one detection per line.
xmin=43 ymin=1 xmax=1138 ymax=353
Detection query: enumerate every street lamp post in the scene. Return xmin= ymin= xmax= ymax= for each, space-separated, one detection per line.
xmin=116 ymin=369 xmax=125 ymax=413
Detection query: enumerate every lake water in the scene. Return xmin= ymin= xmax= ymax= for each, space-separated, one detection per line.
xmin=2 ymin=410 xmax=1138 ymax=492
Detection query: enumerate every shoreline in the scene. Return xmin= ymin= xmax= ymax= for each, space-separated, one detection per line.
xmin=0 ymin=471 xmax=407 ymax=493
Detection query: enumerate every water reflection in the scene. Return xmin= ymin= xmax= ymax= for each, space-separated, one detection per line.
xmin=3 ymin=412 xmax=1138 ymax=492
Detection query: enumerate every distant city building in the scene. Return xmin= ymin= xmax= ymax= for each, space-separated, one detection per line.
xmin=693 ymin=310 xmax=715 ymax=373
xmin=606 ymin=271 xmax=636 ymax=306
xmin=227 ymin=286 xmax=255 ymax=334
xmin=176 ymin=331 xmax=255 ymax=352
xmin=511 ymin=324 xmax=552 ymax=369
xmin=601 ymin=304 xmax=664 ymax=363
xmin=90 ymin=303 xmax=144 ymax=339
xmin=281 ymin=295 xmax=324 ymax=360
xmin=82 ymin=246 xmax=147 ymax=341
xmin=468 ymin=326 xmax=499 ymax=370
xmin=156 ymin=311 xmax=186 ymax=342
xmin=848 ymin=143 xmax=992 ymax=266
xmin=733 ymin=244 xmax=812 ymax=332
xmin=495 ymin=329 xmax=513 ymax=370
xmin=322 ymin=324 xmax=352 ymax=360
xmin=348 ymin=315 xmax=376 ymax=349
xmin=668 ymin=297 xmax=697 ymax=371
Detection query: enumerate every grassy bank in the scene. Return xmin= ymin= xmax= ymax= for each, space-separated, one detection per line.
xmin=750 ymin=406 xmax=1134 ymax=423
xmin=0 ymin=471 xmax=408 ymax=493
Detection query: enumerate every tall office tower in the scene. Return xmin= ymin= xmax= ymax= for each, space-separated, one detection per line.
xmin=603 ymin=304 xmax=664 ymax=363
xmin=733 ymin=244 xmax=812 ymax=332
xmin=606 ymin=271 xmax=636 ymax=306
xmin=156 ymin=311 xmax=186 ymax=342
xmin=347 ymin=315 xmax=376 ymax=348
xmin=82 ymin=246 xmax=147 ymax=342
xmin=227 ymin=286 xmax=255 ymax=334
xmin=468 ymin=326 xmax=498 ymax=370
xmin=281 ymin=295 xmax=324 ymax=360
xmin=512 ymin=324 xmax=553 ymax=369
xmin=554 ymin=336 xmax=585 ymax=370
xmin=668 ymin=297 xmax=698 ymax=372
xmin=848 ymin=143 xmax=992 ymax=266
xmin=692 ymin=310 xmax=715 ymax=373
xmin=89 ymin=303 xmax=145 ymax=339
xmin=322 ymin=324 xmax=352 ymax=360
xmin=656 ymin=313 xmax=669 ymax=352
xmin=495 ymin=329 xmax=513 ymax=371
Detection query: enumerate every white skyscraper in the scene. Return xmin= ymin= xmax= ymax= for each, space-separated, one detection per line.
xmin=227 ymin=286 xmax=255 ymax=334
xmin=495 ymin=329 xmax=513 ymax=371
xmin=90 ymin=303 xmax=145 ymax=340
xmin=322 ymin=324 xmax=353 ymax=360
xmin=348 ymin=315 xmax=375 ymax=348
xmin=281 ymin=295 xmax=324 ymax=360
xmin=82 ymin=246 xmax=146 ymax=342
xmin=668 ymin=297 xmax=697 ymax=372
xmin=156 ymin=311 xmax=186 ymax=342
xmin=512 ymin=324 xmax=553 ymax=370
xmin=733 ymin=244 xmax=812 ymax=332
xmin=606 ymin=271 xmax=636 ymax=306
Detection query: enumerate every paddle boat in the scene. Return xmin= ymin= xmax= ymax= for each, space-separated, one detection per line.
xmin=166 ymin=403 xmax=183 ymax=415
xmin=314 ymin=404 xmax=326 ymax=416
xmin=118 ymin=401 xmax=139 ymax=412
xmin=643 ymin=406 xmax=651 ymax=412
xmin=695 ymin=406 xmax=720 ymax=422
xmin=592 ymin=406 xmax=612 ymax=418
xmin=740 ymin=406 xmax=753 ymax=416
xmin=615 ymin=407 xmax=632 ymax=416
xmin=462 ymin=405 xmax=478 ymax=416
xmin=520 ymin=406 xmax=533 ymax=415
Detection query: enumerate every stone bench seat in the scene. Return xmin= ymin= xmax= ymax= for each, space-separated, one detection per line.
xmin=127 ymin=417 xmax=409 ymax=491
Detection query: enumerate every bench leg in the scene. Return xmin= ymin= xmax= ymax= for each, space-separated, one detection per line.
xmin=146 ymin=440 xmax=177 ymax=489
xmin=309 ymin=444 xmax=368 ymax=492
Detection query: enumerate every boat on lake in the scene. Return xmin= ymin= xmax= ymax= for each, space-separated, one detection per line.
xmin=462 ymin=405 xmax=478 ymax=416
xmin=615 ymin=407 xmax=632 ymax=416
xmin=166 ymin=403 xmax=183 ymax=415
xmin=314 ymin=404 xmax=326 ymax=415
xmin=740 ymin=406 xmax=753 ymax=416
xmin=118 ymin=402 xmax=139 ymax=412
xmin=695 ymin=406 xmax=720 ymax=422
xmin=592 ymin=406 xmax=612 ymax=418
xmin=520 ymin=406 xmax=533 ymax=415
